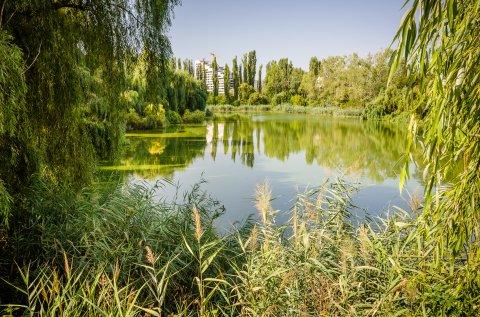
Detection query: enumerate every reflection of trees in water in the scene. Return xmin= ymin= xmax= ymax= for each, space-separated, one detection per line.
xmin=107 ymin=115 xmax=422 ymax=183
xmin=209 ymin=116 xmax=418 ymax=182
xmin=111 ymin=135 xmax=207 ymax=179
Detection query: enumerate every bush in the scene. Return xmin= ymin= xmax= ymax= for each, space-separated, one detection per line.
xmin=216 ymin=94 xmax=227 ymax=105
xmin=125 ymin=104 xmax=166 ymax=130
xmin=290 ymin=94 xmax=307 ymax=106
xmin=144 ymin=103 xmax=166 ymax=127
xmin=248 ymin=92 xmax=269 ymax=105
xmin=362 ymin=102 xmax=387 ymax=120
xmin=182 ymin=109 xmax=205 ymax=123
xmin=166 ymin=110 xmax=183 ymax=124
xmin=271 ymin=92 xmax=290 ymax=106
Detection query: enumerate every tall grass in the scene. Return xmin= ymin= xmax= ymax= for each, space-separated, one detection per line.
xmin=206 ymin=104 xmax=272 ymax=113
xmin=1 ymin=179 xmax=478 ymax=316
xmin=206 ymin=104 xmax=363 ymax=117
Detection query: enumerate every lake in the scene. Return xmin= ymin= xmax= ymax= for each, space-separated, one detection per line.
xmin=101 ymin=113 xmax=423 ymax=228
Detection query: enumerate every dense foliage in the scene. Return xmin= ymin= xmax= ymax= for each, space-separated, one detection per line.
xmin=0 ymin=0 xmax=180 ymax=299
xmin=1 ymin=0 xmax=479 ymax=315
xmin=0 ymin=0 xmax=180 ymax=199
xmin=124 ymin=54 xmax=206 ymax=130
xmin=204 ymin=49 xmax=410 ymax=120
xmin=393 ymin=0 xmax=480 ymax=312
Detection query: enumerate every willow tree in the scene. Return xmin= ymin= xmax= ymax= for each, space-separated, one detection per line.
xmin=393 ymin=0 xmax=480 ymax=309
xmin=0 ymin=0 xmax=179 ymax=221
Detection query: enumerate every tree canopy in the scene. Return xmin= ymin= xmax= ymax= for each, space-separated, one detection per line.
xmin=0 ymin=0 xmax=180 ymax=223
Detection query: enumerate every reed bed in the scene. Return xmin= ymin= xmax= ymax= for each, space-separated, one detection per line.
xmin=206 ymin=104 xmax=363 ymax=117
xmin=1 ymin=179 xmax=478 ymax=316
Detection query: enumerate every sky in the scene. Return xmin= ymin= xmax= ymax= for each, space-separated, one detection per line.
xmin=168 ymin=0 xmax=408 ymax=70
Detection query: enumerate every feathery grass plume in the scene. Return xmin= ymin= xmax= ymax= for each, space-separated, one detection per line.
xmin=247 ymin=224 xmax=259 ymax=251
xmin=192 ymin=206 xmax=202 ymax=242
xmin=407 ymin=189 xmax=422 ymax=215
xmin=145 ymin=246 xmax=156 ymax=265
xmin=357 ymin=225 xmax=371 ymax=260
xmin=254 ymin=181 xmax=271 ymax=225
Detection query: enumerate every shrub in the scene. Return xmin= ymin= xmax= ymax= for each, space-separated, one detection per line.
xmin=248 ymin=92 xmax=269 ymax=105
xmin=125 ymin=104 xmax=166 ymax=130
xmin=182 ymin=109 xmax=205 ymax=123
xmin=125 ymin=108 xmax=142 ymax=130
xmin=271 ymin=92 xmax=290 ymax=106
xmin=290 ymin=94 xmax=307 ymax=106
xmin=361 ymin=102 xmax=387 ymax=120
xmin=216 ymin=94 xmax=227 ymax=105
xmin=166 ymin=110 xmax=183 ymax=124
xmin=144 ymin=103 xmax=166 ymax=128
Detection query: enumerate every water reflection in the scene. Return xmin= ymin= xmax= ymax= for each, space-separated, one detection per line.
xmin=205 ymin=114 xmax=411 ymax=182
xmin=109 ymin=114 xmax=417 ymax=182
xmin=101 ymin=113 xmax=424 ymax=225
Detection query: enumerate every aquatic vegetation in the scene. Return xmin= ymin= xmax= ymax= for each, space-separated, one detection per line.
xmin=2 ymin=179 xmax=477 ymax=316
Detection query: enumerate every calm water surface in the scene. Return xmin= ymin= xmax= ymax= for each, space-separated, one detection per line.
xmin=101 ymin=113 xmax=423 ymax=227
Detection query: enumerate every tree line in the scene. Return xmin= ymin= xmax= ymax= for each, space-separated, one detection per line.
xmin=204 ymin=49 xmax=412 ymax=119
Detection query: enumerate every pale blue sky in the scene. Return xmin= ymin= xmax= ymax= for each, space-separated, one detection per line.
xmin=168 ymin=0 xmax=407 ymax=70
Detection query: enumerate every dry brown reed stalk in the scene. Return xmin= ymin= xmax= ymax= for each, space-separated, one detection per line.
xmin=247 ymin=225 xmax=259 ymax=251
xmin=303 ymin=196 xmax=317 ymax=223
xmin=279 ymin=269 xmax=296 ymax=290
xmin=63 ymin=252 xmax=71 ymax=280
xmin=99 ymin=273 xmax=113 ymax=310
xmin=340 ymin=238 xmax=356 ymax=274
xmin=145 ymin=246 xmax=155 ymax=265
xmin=292 ymin=206 xmax=298 ymax=241
xmin=192 ymin=206 xmax=202 ymax=242
xmin=408 ymin=189 xmax=422 ymax=215
xmin=307 ymin=276 xmax=339 ymax=316
xmin=254 ymin=182 xmax=272 ymax=225
xmin=114 ymin=258 xmax=120 ymax=281
xmin=357 ymin=225 xmax=371 ymax=261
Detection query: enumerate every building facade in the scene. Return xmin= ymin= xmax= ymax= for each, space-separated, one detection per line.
xmin=195 ymin=60 xmax=231 ymax=94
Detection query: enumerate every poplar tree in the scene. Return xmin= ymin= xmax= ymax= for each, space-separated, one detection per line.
xmin=224 ymin=64 xmax=231 ymax=103
xmin=242 ymin=53 xmax=248 ymax=83
xmin=202 ymin=61 xmax=207 ymax=90
xmin=239 ymin=65 xmax=243 ymax=85
xmin=232 ymin=56 xmax=239 ymax=101
xmin=212 ymin=57 xmax=219 ymax=97
xmin=248 ymin=50 xmax=257 ymax=86
xmin=309 ymin=57 xmax=321 ymax=76
xmin=257 ymin=64 xmax=263 ymax=92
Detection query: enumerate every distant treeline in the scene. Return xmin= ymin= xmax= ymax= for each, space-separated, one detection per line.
xmin=202 ymin=49 xmax=415 ymax=120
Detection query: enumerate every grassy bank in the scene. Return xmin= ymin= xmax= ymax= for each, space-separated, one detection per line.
xmin=1 ymin=179 xmax=477 ymax=316
xmin=206 ymin=104 xmax=364 ymax=117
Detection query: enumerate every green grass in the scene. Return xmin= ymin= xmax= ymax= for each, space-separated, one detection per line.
xmin=98 ymin=164 xmax=185 ymax=171
xmin=2 ymin=177 xmax=478 ymax=316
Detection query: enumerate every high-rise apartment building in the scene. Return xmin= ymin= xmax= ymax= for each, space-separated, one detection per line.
xmin=195 ymin=60 xmax=231 ymax=94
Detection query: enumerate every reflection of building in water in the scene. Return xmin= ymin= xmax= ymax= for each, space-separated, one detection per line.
xmin=206 ymin=123 xmax=224 ymax=144
xmin=206 ymin=117 xmax=416 ymax=180
xmin=206 ymin=122 xmax=255 ymax=168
